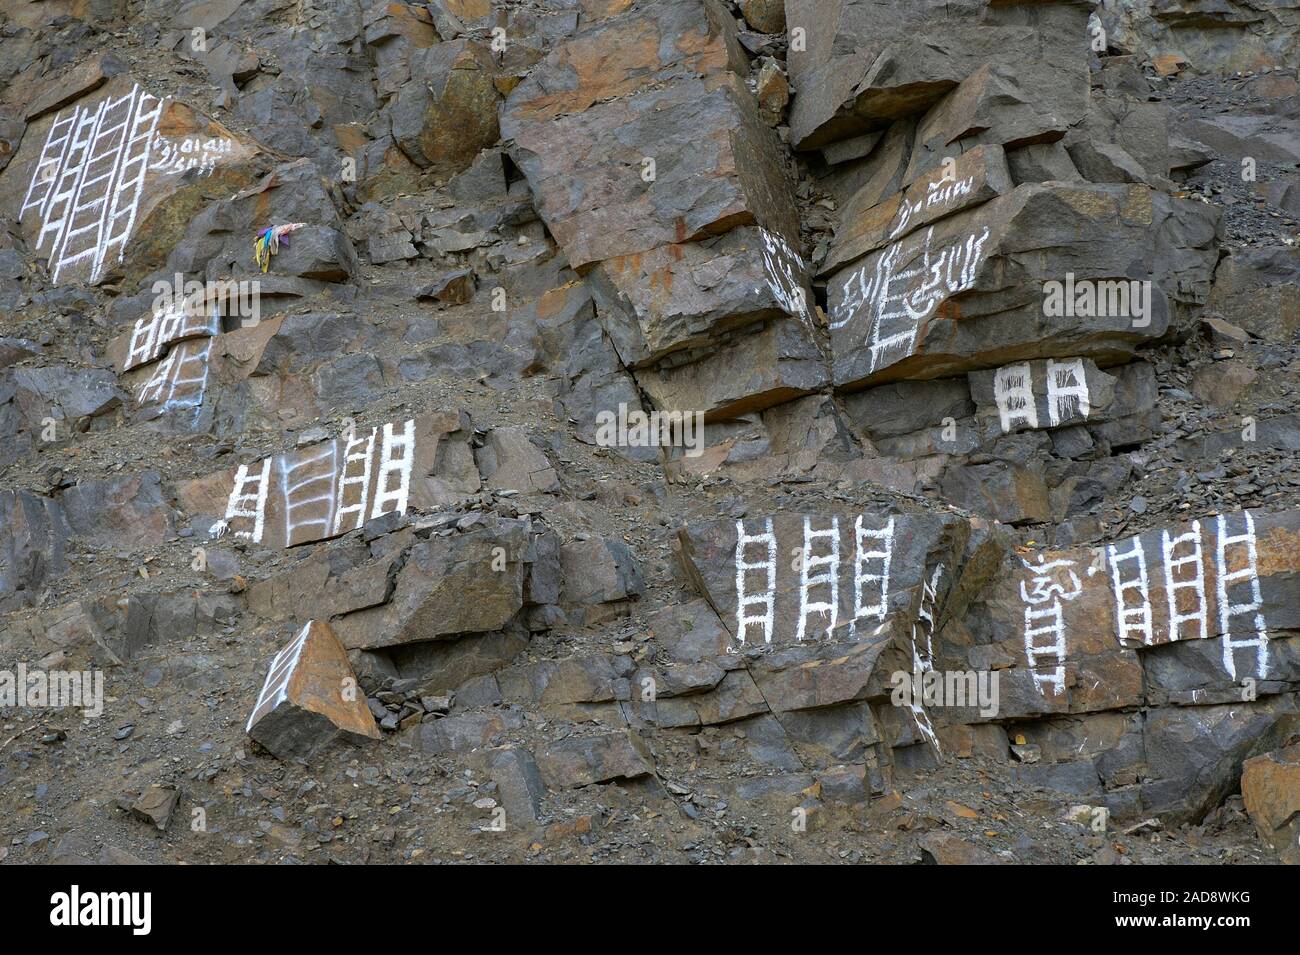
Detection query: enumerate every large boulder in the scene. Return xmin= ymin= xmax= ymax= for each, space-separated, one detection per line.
xmin=588 ymin=226 xmax=816 ymax=368
xmin=1242 ymin=736 xmax=1300 ymax=864
xmin=165 ymin=158 xmax=356 ymax=285
xmin=0 ymin=74 xmax=260 ymax=286
xmin=389 ymin=39 xmax=499 ymax=178
xmin=500 ymin=0 xmax=823 ymax=422
xmin=246 ymin=620 xmax=382 ymax=761
xmin=954 ymin=508 xmax=1300 ymax=721
xmin=826 ymin=182 xmax=1220 ymax=390
xmin=677 ymin=508 xmax=976 ymax=648
xmin=330 ymin=515 xmax=532 ymax=650
xmin=785 ymin=0 xmax=1091 ymax=150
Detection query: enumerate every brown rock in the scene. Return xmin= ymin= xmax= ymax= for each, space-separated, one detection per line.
xmin=630 ymin=667 xmax=768 ymax=728
xmin=644 ymin=599 xmax=734 ymax=663
xmin=390 ymin=40 xmax=499 ymax=178
xmin=1201 ymin=317 xmax=1251 ymax=349
xmin=126 ymin=784 xmax=180 ymax=831
xmin=60 ymin=471 xmax=172 ymax=549
xmin=365 ymin=2 xmax=440 ymax=98
xmin=499 ymin=0 xmax=742 ymax=125
xmin=588 ymin=226 xmax=815 ymax=367
xmin=500 ymin=1 xmax=797 ymax=271
xmin=919 ymin=831 xmax=1002 ymax=864
xmin=740 ymin=0 xmax=785 ymax=34
xmin=24 ymin=52 xmax=126 ymax=122
xmin=751 ymin=637 xmax=892 ymax=712
xmin=246 ymin=620 xmax=381 ymax=761
xmin=419 ymin=267 xmax=477 ymax=304
xmin=940 ymin=462 xmax=1053 ymax=526
xmin=1208 ymin=248 xmax=1300 ymax=344
xmin=825 ymin=143 xmax=1013 ymax=275
xmin=1190 ymin=360 xmax=1258 ymax=409
xmin=188 ymin=411 xmax=479 ymax=550
xmin=505 ymin=71 xmax=796 ymax=271
xmin=331 ymin=516 xmax=530 ymax=649
xmin=2 ymin=76 xmax=259 ymax=286
xmin=677 ymin=509 xmax=970 ymax=648
xmin=497 ymin=654 xmax=625 ymax=707
xmin=1152 ymin=54 xmax=1187 ymax=77
xmin=535 ymin=731 xmax=653 ymax=788
xmin=1241 ymin=741 xmax=1300 ymax=864
xmin=475 ymin=426 xmax=559 ymax=494
xmin=559 ymin=537 xmax=643 ymax=607
xmin=785 ymin=0 xmax=1090 ymax=150
xmin=755 ymin=59 xmax=788 ymax=124
xmin=956 ymin=508 xmax=1300 ymax=721
xmin=246 ymin=546 xmax=399 ymax=623
xmin=901 ymin=60 xmax=1087 ymax=184
xmin=826 ymin=183 xmax=1216 ymax=390
xmin=636 ymin=316 xmax=827 ymax=421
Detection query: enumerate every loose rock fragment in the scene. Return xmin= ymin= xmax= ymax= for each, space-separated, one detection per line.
xmin=246 ymin=620 xmax=381 ymax=761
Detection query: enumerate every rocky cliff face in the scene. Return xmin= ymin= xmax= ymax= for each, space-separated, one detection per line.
xmin=1 ymin=0 xmax=1298 ymax=865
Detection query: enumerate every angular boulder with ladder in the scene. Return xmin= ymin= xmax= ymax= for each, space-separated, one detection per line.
xmin=246 ymin=620 xmax=381 ymax=761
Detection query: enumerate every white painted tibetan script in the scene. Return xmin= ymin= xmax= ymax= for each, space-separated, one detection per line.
xmin=831 ymin=225 xmax=991 ymax=374
xmin=1018 ymin=555 xmax=1083 ymax=696
xmin=759 ymin=228 xmax=814 ymax=329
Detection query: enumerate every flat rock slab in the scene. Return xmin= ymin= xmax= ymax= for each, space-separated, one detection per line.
xmin=957 ymin=508 xmax=1300 ymax=720
xmin=825 ymin=143 xmax=1013 ymax=276
xmin=0 ymin=75 xmax=259 ymax=286
xmin=535 ymin=731 xmax=654 ymax=789
xmin=637 ymin=315 xmax=827 ymax=420
xmin=826 ymin=182 xmax=1218 ymax=390
xmin=180 ymin=410 xmax=480 ymax=549
xmin=678 ymin=509 xmax=969 ymax=648
xmin=331 ymin=515 xmax=532 ymax=650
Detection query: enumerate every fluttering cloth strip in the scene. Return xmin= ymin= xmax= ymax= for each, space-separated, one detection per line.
xmin=253 ymin=222 xmax=305 ymax=273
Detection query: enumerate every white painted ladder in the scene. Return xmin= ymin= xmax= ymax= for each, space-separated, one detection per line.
xmin=796 ymin=516 xmax=840 ymax=642
xmin=734 ymin=518 xmax=777 ymax=646
xmin=1163 ymin=520 xmax=1207 ymax=643
xmin=332 ymin=428 xmax=377 ymax=534
xmin=1216 ymin=510 xmax=1270 ymax=681
xmin=1108 ymin=535 xmax=1153 ymax=646
xmin=369 ymin=418 xmax=415 ymax=519
xmin=851 ymin=514 xmax=893 ymax=635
